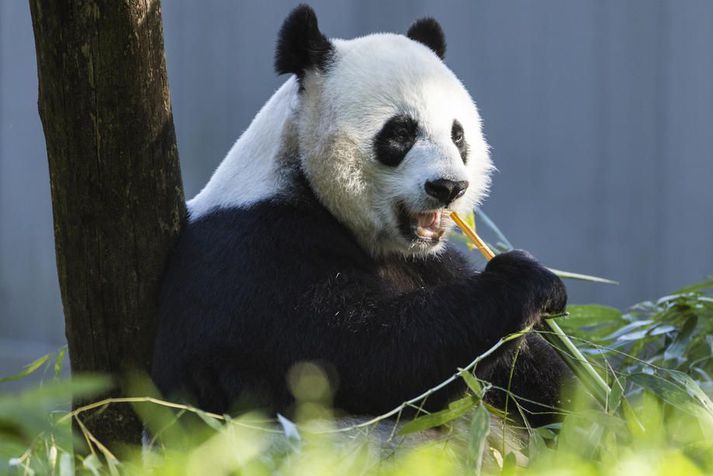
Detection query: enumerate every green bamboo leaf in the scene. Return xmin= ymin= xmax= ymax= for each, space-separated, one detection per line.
xmin=0 ymin=375 xmax=111 ymax=411
xmin=0 ymin=354 xmax=50 ymax=383
xmin=607 ymin=376 xmax=626 ymax=414
xmin=528 ymin=430 xmax=546 ymax=457
xmin=54 ymin=346 xmax=67 ymax=379
xmin=398 ymin=396 xmax=478 ymax=435
xmin=467 ymin=404 xmax=490 ymax=476
xmin=604 ymin=320 xmax=653 ymax=340
xmin=483 ymin=402 xmax=513 ymax=421
xmin=502 ymin=451 xmax=518 ymax=475
xmin=629 ymin=373 xmax=688 ymax=407
xmin=629 ymin=371 xmax=713 ymax=418
xmin=563 ymin=305 xmax=623 ymax=329
xmin=616 ymin=324 xmax=675 ymax=341
xmin=664 ymin=316 xmax=698 ymax=362
xmin=665 ymin=369 xmax=713 ymax=417
xmin=675 ymin=279 xmax=713 ymax=294
xmin=458 ymin=369 xmax=483 ymax=398
xmin=649 ymin=325 xmax=677 ymax=336
xmin=193 ymin=409 xmax=224 ymax=432
xmin=82 ymin=454 xmax=103 ymax=476
xmin=557 ymin=305 xmax=624 ymax=343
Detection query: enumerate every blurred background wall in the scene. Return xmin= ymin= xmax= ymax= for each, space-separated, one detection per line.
xmin=1 ymin=1 xmax=712 ymax=377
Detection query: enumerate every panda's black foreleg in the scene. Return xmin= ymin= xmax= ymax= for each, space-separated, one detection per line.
xmin=305 ymin=250 xmax=568 ymax=416
xmin=480 ymin=333 xmax=573 ymax=427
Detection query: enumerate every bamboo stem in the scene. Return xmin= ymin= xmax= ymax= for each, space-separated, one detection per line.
xmin=449 ymin=212 xmax=495 ymax=260
xmin=449 ymin=211 xmax=611 ymax=407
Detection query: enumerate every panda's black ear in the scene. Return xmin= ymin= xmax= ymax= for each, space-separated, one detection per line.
xmin=406 ymin=17 xmax=446 ymax=59
xmin=275 ymin=4 xmax=333 ymax=81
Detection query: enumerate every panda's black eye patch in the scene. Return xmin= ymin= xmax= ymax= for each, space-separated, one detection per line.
xmin=451 ymin=120 xmax=468 ymax=164
xmin=374 ymin=115 xmax=419 ymax=167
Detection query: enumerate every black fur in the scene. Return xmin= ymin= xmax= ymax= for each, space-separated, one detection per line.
xmin=374 ymin=115 xmax=419 ymax=167
xmin=407 ymin=17 xmax=446 ymax=59
xmin=152 ymin=186 xmax=570 ymax=422
xmin=486 ymin=334 xmax=572 ymax=427
xmin=274 ymin=4 xmax=333 ymax=82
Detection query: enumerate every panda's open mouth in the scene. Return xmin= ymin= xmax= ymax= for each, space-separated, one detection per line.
xmin=396 ymin=204 xmax=449 ymax=243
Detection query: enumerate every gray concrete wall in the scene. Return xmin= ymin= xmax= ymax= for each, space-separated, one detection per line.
xmin=2 ymin=1 xmax=712 ymax=376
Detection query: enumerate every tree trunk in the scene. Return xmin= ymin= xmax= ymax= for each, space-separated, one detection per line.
xmin=28 ymin=0 xmax=185 ymax=446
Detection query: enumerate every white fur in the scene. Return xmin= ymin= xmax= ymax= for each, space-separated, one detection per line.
xmin=189 ymin=32 xmax=493 ymax=257
xmin=298 ymin=34 xmax=493 ymax=256
xmin=188 ymin=77 xmax=299 ymax=219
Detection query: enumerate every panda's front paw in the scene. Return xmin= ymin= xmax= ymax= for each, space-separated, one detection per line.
xmin=484 ymin=250 xmax=567 ymax=319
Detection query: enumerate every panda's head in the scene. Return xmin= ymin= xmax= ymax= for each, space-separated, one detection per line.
xmin=277 ymin=5 xmax=493 ymax=257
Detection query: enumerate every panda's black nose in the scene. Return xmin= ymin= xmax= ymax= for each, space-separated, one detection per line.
xmin=424 ymin=179 xmax=469 ymax=205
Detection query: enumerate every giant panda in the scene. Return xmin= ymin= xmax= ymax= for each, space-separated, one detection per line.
xmin=151 ymin=4 xmax=569 ymax=427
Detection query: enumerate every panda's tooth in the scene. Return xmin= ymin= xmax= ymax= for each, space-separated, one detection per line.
xmin=417 ymin=211 xmax=437 ymax=228
xmin=416 ymin=226 xmax=434 ymax=238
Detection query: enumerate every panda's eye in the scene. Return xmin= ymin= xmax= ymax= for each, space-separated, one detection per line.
xmin=451 ymin=120 xmax=468 ymax=164
xmin=451 ymin=121 xmax=465 ymax=145
xmin=374 ymin=115 xmax=419 ymax=167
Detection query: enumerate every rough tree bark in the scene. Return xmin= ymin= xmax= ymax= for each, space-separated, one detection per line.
xmin=29 ymin=0 xmax=185 ymax=446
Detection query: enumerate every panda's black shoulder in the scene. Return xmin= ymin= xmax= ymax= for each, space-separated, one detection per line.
xmin=152 ymin=196 xmax=369 ymax=393
xmin=168 ymin=199 xmax=355 ymax=271
xmin=157 ymin=197 xmax=369 ymax=324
